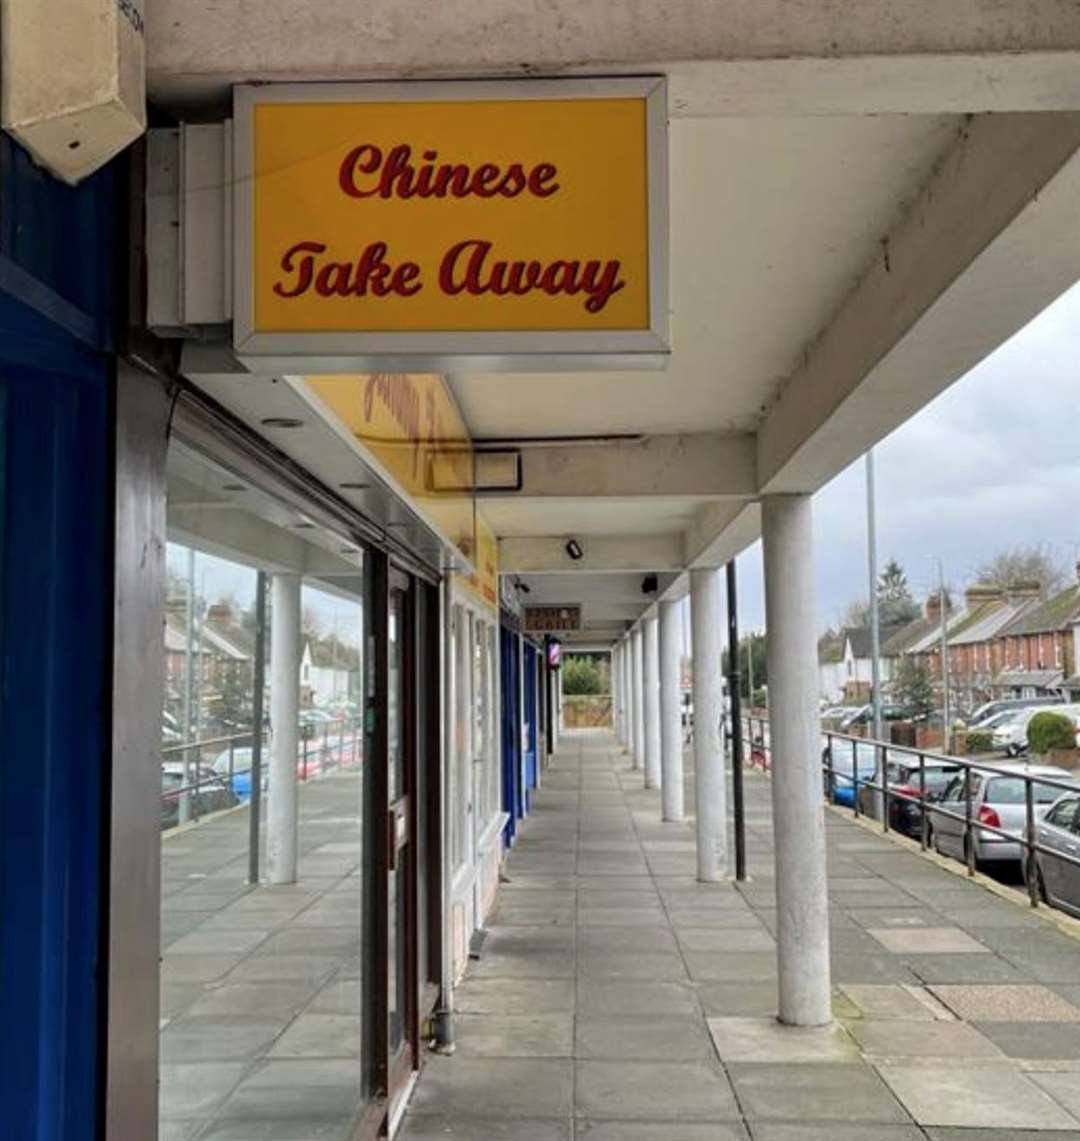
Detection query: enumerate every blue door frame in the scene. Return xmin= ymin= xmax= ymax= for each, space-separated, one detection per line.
xmin=0 ymin=135 xmax=118 ymax=1141
xmin=523 ymin=643 xmax=538 ymax=806
xmin=499 ymin=624 xmax=523 ymax=843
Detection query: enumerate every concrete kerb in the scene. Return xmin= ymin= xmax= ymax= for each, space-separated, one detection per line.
xmin=827 ymin=800 xmax=1080 ymax=948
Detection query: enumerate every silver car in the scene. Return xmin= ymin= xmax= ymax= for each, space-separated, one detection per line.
xmin=1031 ymin=792 xmax=1080 ymax=917
xmin=931 ymin=764 xmax=1073 ymax=866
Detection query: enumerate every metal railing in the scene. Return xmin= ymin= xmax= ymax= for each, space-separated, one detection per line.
xmin=160 ymin=715 xmax=363 ymax=830
xmin=739 ymin=713 xmax=1080 ymax=912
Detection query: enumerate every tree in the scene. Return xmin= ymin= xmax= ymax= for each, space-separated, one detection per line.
xmin=562 ymin=655 xmax=603 ymax=695
xmin=976 ymin=544 xmax=1066 ymax=598
xmin=722 ymin=633 xmax=767 ymax=704
xmin=877 ymin=559 xmax=920 ymax=626
xmin=893 ymin=657 xmax=934 ymax=719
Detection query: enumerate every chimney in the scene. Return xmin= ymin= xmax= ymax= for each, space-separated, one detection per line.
xmin=206 ymin=602 xmax=232 ymax=625
xmin=1005 ymin=579 xmax=1042 ymax=603
xmin=924 ymin=592 xmax=942 ymax=621
xmin=964 ymin=583 xmax=1003 ymax=610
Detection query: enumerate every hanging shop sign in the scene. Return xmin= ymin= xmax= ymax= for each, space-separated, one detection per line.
xmin=296 ymin=373 xmax=475 ymax=564
xmin=454 ymin=510 xmax=498 ymax=612
xmin=233 ymin=79 xmax=668 ymax=371
xmin=524 ymin=605 xmax=582 ymax=633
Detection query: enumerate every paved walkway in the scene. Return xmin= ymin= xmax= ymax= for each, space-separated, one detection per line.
xmin=401 ymin=729 xmax=1080 ymax=1141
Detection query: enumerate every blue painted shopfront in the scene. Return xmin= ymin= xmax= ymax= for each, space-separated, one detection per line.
xmin=523 ymin=642 xmax=539 ymax=807
xmin=499 ymin=622 xmax=523 ymax=843
xmin=0 ymin=134 xmax=119 ymax=1141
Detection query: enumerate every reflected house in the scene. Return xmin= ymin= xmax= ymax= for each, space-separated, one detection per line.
xmin=163 ymin=601 xmax=254 ymax=730
xmin=301 ymin=633 xmax=361 ymax=708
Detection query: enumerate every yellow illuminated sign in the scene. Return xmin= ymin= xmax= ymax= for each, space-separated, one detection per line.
xmin=302 ymin=373 xmax=475 ymax=560
xmin=234 ymin=81 xmax=668 ymax=366
xmin=455 ymin=511 xmax=498 ymax=612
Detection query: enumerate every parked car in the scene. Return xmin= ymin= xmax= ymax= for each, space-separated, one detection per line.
xmin=161 ymin=761 xmax=237 ymax=828
xmin=968 ymin=695 xmax=1064 ymax=730
xmin=992 ymin=704 xmax=1080 ymax=757
xmin=821 ymin=739 xmax=883 ymax=807
xmin=931 ymin=764 xmax=1074 ymax=867
xmin=856 ymin=756 xmax=964 ymax=836
xmin=212 ymin=745 xmax=260 ymax=800
xmin=1030 ymin=790 xmax=1080 ymax=917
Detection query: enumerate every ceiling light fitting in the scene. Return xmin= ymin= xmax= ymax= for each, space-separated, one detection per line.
xmin=565 ymin=539 xmax=584 ymax=561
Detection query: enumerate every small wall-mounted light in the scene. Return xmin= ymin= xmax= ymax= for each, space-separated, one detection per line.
xmin=565 ymin=539 xmax=584 ymax=561
xmin=260 ymin=416 xmax=304 ymax=429
xmin=514 ymin=577 xmax=531 ymax=594
xmin=641 ymin=574 xmax=658 ymax=594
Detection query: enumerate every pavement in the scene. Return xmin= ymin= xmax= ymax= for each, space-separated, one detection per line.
xmin=158 ymin=763 xmax=367 ymax=1141
xmin=400 ymin=729 xmax=1080 ymax=1141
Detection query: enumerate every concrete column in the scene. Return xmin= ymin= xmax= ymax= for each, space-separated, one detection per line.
xmin=762 ymin=494 xmax=832 ymax=1027
xmin=691 ymin=567 xmax=727 ymax=881
xmin=659 ymin=599 xmax=685 ymax=821
xmin=631 ymin=626 xmax=645 ymax=770
xmin=268 ymin=572 xmax=301 ymax=884
xmin=613 ymin=645 xmax=624 ymax=743
xmin=557 ymin=665 xmax=564 ymax=735
xmin=643 ymin=615 xmax=661 ymax=789
xmin=620 ymin=639 xmax=630 ymax=749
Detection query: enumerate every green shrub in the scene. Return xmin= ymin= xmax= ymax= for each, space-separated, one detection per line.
xmin=562 ymin=655 xmax=603 ymax=695
xmin=965 ymin=730 xmax=994 ymax=754
xmin=1028 ymin=711 xmax=1076 ymax=755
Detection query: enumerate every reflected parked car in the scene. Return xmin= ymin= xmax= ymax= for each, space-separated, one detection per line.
xmin=931 ymin=764 xmax=1074 ymax=867
xmin=1031 ymin=791 xmax=1080 ymax=917
xmin=856 ymin=756 xmax=964 ymax=836
xmin=161 ymin=762 xmax=237 ymax=828
xmin=821 ymin=739 xmax=881 ymax=807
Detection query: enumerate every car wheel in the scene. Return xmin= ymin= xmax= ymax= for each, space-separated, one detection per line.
xmin=1005 ymin=744 xmax=1018 ymax=758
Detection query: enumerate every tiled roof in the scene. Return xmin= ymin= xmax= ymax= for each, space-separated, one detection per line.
xmin=1000 ymin=583 xmax=1080 ymax=636
xmin=882 ymin=614 xmax=940 ymax=656
xmin=948 ymin=598 xmax=1037 ymax=645
xmin=994 ymin=669 xmax=1064 ymax=689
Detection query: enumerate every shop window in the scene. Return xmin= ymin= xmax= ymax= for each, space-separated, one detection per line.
xmin=157 ymin=441 xmax=371 ymax=1140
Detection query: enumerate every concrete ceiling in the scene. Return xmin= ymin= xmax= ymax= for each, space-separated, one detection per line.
xmin=450 ymin=114 xmax=961 ymax=439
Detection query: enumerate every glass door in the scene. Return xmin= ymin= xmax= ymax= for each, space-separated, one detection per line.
xmin=384 ymin=570 xmax=418 ymax=1116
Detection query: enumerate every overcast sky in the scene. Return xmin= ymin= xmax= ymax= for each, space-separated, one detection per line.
xmin=732 ymin=277 xmax=1080 ymax=634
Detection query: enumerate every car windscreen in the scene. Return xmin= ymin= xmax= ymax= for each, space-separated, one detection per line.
xmin=985 ymin=776 xmax=1063 ymax=805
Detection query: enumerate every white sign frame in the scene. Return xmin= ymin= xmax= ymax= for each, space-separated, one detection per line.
xmin=232 ymin=78 xmax=669 ymax=373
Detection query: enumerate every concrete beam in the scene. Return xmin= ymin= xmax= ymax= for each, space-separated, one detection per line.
xmin=480 ymin=434 xmax=755 ymax=500
xmin=501 ymin=534 xmax=685 ymax=573
xmin=759 ymin=111 xmax=1080 ymax=494
xmin=684 ymin=501 xmax=761 ymax=568
xmin=148 ymin=1 xmax=1080 ymax=113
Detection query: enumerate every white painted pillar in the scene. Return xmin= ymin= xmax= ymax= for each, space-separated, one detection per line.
xmin=762 ymin=494 xmax=832 ymax=1027
xmin=613 ymin=646 xmax=623 ymax=743
xmin=268 ymin=572 xmax=301 ymax=884
xmin=691 ymin=567 xmax=726 ymax=881
xmin=620 ymin=639 xmax=630 ymax=749
xmin=557 ymin=665 xmax=564 ymax=735
xmin=644 ymin=615 xmax=661 ymax=789
xmin=659 ymin=599 xmax=685 ymax=821
xmin=631 ymin=626 xmax=645 ymax=770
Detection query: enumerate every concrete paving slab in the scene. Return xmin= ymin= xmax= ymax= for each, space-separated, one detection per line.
xmin=974 ymin=1020 xmax=1080 ymax=1060
xmin=574 ymin=1060 xmax=739 ymax=1120
xmin=707 ymin=1017 xmax=859 ymax=1063
xmin=878 ymin=1062 xmax=1079 ymax=1129
xmin=729 ymin=1062 xmax=911 ymax=1123
xmin=578 ymin=1122 xmax=747 ymax=1141
xmin=1028 ymin=1070 xmax=1080 ymax=1119
xmin=578 ymin=948 xmax=689 ymax=981
xmin=577 ymin=979 xmax=699 ymax=1017
xmin=398 ymin=1118 xmax=571 ymax=1141
xmin=576 ymin=1015 xmax=714 ymax=1061
xmin=748 ymin=1127 xmax=924 ymax=1141
xmin=868 ymin=927 xmax=991 ymax=954
xmin=906 ymin=954 xmax=1029 ymax=984
xmin=453 ymin=1013 xmax=573 ymax=1057
xmin=839 ymin=984 xmax=950 ymax=1020
xmin=409 ymin=1057 xmax=573 ymax=1118
xmin=846 ymin=1018 xmax=1004 ymax=1059
xmin=930 ymin=984 xmax=1080 ymax=1023
xmin=454 ymin=978 xmax=576 ymax=1015
xmin=675 ymin=927 xmax=775 ymax=953
xmin=682 ymin=951 xmax=777 ymax=983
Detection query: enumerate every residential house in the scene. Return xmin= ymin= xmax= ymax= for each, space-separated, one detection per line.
xmin=819 ymin=626 xmax=901 ymax=703
xmin=994 ymin=566 xmax=1080 ymax=699
xmin=163 ymin=602 xmax=254 ymax=732
xmin=302 ymin=634 xmax=361 ymax=709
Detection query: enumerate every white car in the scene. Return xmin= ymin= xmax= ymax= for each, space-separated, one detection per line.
xmin=992 ymin=704 xmax=1080 ymax=757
